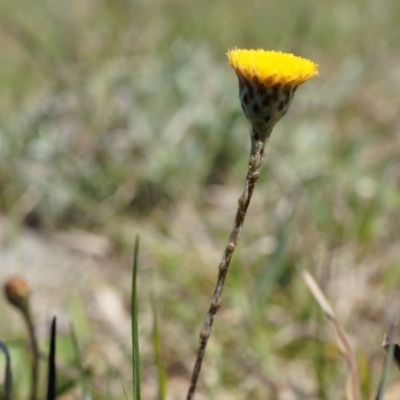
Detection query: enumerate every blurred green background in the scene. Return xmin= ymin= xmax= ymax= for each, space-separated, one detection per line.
xmin=1 ymin=0 xmax=400 ymax=398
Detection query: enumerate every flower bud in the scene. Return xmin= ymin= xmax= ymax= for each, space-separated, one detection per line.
xmin=4 ymin=277 xmax=30 ymax=312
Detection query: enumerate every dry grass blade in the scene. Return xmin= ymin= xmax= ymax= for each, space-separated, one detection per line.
xmin=300 ymin=268 xmax=360 ymax=400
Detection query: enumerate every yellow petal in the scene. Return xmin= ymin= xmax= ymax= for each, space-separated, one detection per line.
xmin=227 ymin=49 xmax=318 ymax=88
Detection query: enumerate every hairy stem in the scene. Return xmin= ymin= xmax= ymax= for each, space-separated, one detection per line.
xmin=186 ymin=136 xmax=268 ymax=400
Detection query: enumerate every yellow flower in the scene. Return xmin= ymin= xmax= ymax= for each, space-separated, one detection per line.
xmin=228 ymin=49 xmax=318 ymax=88
xmin=227 ymin=49 xmax=318 ymax=141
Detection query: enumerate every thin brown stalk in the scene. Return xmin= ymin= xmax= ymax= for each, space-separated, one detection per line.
xmin=186 ymin=136 xmax=268 ymax=400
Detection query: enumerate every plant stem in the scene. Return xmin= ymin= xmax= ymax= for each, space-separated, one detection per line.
xmin=186 ymin=136 xmax=268 ymax=400
xmin=23 ymin=307 xmax=39 ymax=400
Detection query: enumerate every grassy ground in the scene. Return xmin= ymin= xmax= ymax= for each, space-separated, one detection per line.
xmin=1 ymin=0 xmax=400 ymax=398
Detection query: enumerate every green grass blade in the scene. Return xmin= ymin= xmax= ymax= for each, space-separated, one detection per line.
xmin=132 ymin=235 xmax=141 ymax=400
xmin=69 ymin=323 xmax=92 ymax=400
xmin=0 ymin=341 xmax=12 ymax=400
xmin=151 ymin=293 xmax=167 ymax=400
xmin=375 ymin=343 xmax=393 ymax=400
xmin=376 ymin=325 xmax=397 ymax=400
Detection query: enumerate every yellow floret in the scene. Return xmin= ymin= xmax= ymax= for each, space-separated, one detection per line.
xmin=227 ymin=49 xmax=318 ymax=87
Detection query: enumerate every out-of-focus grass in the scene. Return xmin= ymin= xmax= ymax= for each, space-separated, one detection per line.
xmin=1 ymin=0 xmax=400 ymax=398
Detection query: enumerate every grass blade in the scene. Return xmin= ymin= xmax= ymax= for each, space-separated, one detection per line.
xmin=46 ymin=317 xmax=57 ymax=400
xmin=300 ymin=268 xmax=360 ymax=400
xmin=375 ymin=322 xmax=397 ymax=400
xmin=151 ymin=293 xmax=167 ymax=400
xmin=70 ymin=323 xmax=92 ymax=400
xmin=382 ymin=331 xmax=400 ymax=372
xmin=132 ymin=235 xmax=141 ymax=400
xmin=0 ymin=341 xmax=12 ymax=400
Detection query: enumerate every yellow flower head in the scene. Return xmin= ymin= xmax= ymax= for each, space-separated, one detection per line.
xmin=227 ymin=49 xmax=318 ymax=141
xmin=228 ymin=49 xmax=318 ymax=88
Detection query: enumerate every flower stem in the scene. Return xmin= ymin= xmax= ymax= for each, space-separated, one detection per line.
xmin=24 ymin=307 xmax=39 ymax=400
xmin=186 ymin=136 xmax=269 ymax=400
